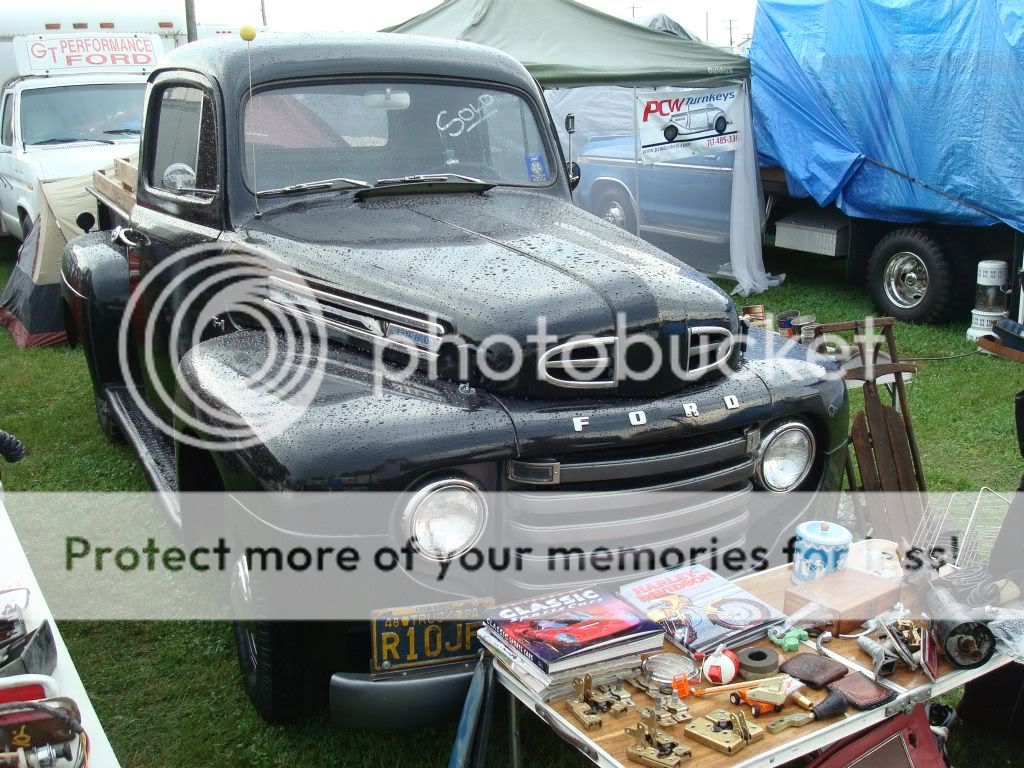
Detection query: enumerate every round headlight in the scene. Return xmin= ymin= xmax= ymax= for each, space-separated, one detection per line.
xmin=405 ymin=478 xmax=487 ymax=561
xmin=756 ymin=422 xmax=815 ymax=493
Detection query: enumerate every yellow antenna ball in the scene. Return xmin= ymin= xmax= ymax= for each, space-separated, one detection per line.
xmin=240 ymin=25 xmax=257 ymax=42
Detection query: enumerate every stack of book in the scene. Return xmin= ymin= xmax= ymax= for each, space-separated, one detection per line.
xmin=618 ymin=565 xmax=786 ymax=655
xmin=478 ymin=587 xmax=665 ymax=700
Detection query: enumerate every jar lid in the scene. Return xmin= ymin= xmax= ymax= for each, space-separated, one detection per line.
xmin=796 ymin=520 xmax=852 ymax=546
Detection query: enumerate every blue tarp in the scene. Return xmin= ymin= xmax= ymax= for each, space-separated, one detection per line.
xmin=751 ymin=0 xmax=1024 ymax=232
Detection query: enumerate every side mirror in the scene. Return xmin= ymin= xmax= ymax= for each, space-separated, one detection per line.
xmin=564 ymin=113 xmax=576 ymax=135
xmin=566 ymin=161 xmax=580 ymax=192
xmin=75 ymin=211 xmax=95 ymax=234
xmin=162 ymin=162 xmax=196 ymax=192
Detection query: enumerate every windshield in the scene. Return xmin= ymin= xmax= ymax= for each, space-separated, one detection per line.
xmin=243 ymin=82 xmax=554 ymax=192
xmin=20 ymin=83 xmax=145 ymax=145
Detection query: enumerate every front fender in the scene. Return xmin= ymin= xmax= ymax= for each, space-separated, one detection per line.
xmin=61 ymin=231 xmax=130 ymax=396
xmin=175 ymin=331 xmax=518 ymax=492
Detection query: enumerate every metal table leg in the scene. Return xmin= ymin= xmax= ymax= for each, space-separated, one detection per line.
xmin=509 ymin=688 xmax=522 ymax=768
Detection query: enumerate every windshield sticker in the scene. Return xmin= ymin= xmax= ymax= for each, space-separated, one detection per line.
xmin=525 ymin=153 xmax=548 ymax=183
xmin=436 ymin=94 xmax=497 ymax=138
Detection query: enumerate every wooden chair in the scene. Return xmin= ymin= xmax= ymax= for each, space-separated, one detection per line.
xmin=812 ymin=318 xmax=925 ymax=541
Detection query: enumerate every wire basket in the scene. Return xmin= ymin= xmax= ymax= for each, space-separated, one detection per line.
xmin=910 ymin=488 xmax=1012 ymax=568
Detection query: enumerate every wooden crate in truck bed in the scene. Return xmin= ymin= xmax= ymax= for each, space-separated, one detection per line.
xmin=90 ymin=157 xmax=137 ymax=220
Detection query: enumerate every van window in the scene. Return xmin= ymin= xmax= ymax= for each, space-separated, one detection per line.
xmin=1 ymin=96 xmax=13 ymax=146
xmin=149 ymin=86 xmax=216 ymax=194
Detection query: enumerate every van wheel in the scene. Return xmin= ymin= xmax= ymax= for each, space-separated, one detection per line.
xmin=595 ymin=189 xmax=637 ymax=233
xmin=95 ymin=395 xmax=123 ymax=442
xmin=664 ymin=125 xmax=679 ymax=142
xmin=231 ymin=553 xmax=332 ymax=723
xmin=18 ymin=211 xmax=32 ymax=240
xmin=715 ymin=116 xmax=728 ymax=134
xmin=867 ymin=228 xmax=954 ymax=323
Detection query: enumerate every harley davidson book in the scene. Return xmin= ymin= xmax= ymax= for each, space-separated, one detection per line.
xmin=483 ymin=588 xmax=663 ymax=673
xmin=618 ymin=566 xmax=785 ymax=654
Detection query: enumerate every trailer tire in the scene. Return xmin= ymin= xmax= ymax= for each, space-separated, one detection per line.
xmin=715 ymin=115 xmax=728 ymax=134
xmin=595 ymin=188 xmax=637 ymax=234
xmin=867 ymin=229 xmax=954 ymax=323
xmin=664 ymin=125 xmax=679 ymax=142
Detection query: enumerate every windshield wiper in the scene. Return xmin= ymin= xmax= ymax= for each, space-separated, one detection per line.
xmin=103 ymin=128 xmax=141 ymax=136
xmin=257 ymin=176 xmax=372 ymax=197
xmin=357 ymin=172 xmax=494 ymax=199
xmin=374 ymin=173 xmax=485 ymax=186
xmin=31 ymin=137 xmax=116 ymax=145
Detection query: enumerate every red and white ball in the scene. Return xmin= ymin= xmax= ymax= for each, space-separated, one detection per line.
xmin=702 ymin=646 xmax=740 ymax=685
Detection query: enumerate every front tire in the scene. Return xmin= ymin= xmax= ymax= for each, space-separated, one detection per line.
xmin=664 ymin=124 xmax=679 ymax=142
xmin=95 ymin=395 xmax=123 ymax=442
xmin=867 ymin=228 xmax=954 ymax=323
xmin=231 ymin=553 xmax=333 ymax=723
xmin=715 ymin=116 xmax=728 ymax=134
xmin=595 ymin=189 xmax=637 ymax=233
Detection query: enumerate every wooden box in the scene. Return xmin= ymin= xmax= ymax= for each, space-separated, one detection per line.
xmin=784 ymin=568 xmax=902 ymax=635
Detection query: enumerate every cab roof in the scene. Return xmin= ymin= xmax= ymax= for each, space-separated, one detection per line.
xmin=155 ymin=32 xmax=539 ymax=100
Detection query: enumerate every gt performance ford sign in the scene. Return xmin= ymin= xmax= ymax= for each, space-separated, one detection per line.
xmin=14 ymin=33 xmax=162 ymax=76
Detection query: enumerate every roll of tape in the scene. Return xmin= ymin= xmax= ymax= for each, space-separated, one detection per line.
xmin=737 ymin=646 xmax=780 ymax=679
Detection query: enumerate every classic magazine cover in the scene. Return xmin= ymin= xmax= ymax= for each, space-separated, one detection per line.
xmin=484 ymin=588 xmax=662 ymax=673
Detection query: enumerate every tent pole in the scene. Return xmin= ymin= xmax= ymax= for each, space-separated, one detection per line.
xmin=633 ymin=87 xmax=640 ymax=228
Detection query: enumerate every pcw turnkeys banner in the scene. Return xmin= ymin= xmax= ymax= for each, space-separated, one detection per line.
xmin=636 ymin=86 xmax=742 ymax=163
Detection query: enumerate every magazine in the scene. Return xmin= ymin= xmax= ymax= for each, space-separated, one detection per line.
xmin=483 ymin=588 xmax=663 ymax=673
xmin=618 ymin=566 xmax=785 ymax=654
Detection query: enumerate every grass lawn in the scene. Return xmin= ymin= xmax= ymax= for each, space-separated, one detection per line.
xmin=0 ymin=239 xmax=1020 ymax=767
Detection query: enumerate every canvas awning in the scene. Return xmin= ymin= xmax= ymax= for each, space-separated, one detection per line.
xmin=387 ymin=0 xmax=749 ymax=88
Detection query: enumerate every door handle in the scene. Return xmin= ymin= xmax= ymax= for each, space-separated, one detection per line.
xmin=115 ymin=227 xmax=151 ymax=248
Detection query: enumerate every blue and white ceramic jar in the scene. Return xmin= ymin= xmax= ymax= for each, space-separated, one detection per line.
xmin=791 ymin=521 xmax=852 ymax=584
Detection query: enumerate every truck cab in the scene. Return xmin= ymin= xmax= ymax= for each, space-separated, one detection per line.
xmin=62 ymin=32 xmax=848 ymax=729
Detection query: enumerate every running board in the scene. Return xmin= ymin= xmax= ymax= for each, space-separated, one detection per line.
xmin=104 ymin=385 xmax=181 ymax=526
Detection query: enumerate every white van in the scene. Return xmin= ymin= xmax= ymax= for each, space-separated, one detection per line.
xmin=0 ymin=4 xmax=185 ymax=238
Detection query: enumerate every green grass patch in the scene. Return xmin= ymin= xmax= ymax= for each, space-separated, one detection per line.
xmin=0 ymin=241 xmax=1019 ymax=766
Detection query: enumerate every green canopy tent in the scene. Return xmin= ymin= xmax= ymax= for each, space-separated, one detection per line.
xmin=387 ymin=0 xmax=748 ymax=87
xmin=388 ymin=0 xmax=770 ymax=295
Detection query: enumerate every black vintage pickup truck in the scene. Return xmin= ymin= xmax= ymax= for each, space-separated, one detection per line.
xmin=61 ymin=33 xmax=848 ymax=728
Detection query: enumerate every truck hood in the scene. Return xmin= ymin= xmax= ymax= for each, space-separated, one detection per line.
xmin=233 ymin=188 xmax=739 ymax=398
xmin=27 ymin=140 xmax=138 ymax=182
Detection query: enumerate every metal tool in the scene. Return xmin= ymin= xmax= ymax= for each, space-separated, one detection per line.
xmin=625 ymin=708 xmax=692 ymax=768
xmin=767 ymin=688 xmax=850 ymax=733
xmin=767 ymin=711 xmax=815 ymax=734
xmin=683 ymin=709 xmax=764 ymax=756
xmin=650 ymin=695 xmax=691 ymax=726
xmin=568 ymin=674 xmax=635 ymax=730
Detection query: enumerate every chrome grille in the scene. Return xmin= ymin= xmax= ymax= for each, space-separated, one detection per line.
xmin=686 ymin=325 xmax=734 ymax=377
xmin=538 ymin=337 xmax=616 ymax=390
xmin=264 ymin=272 xmax=443 ymax=358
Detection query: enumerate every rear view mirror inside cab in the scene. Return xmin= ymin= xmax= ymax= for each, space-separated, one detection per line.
xmin=363 ymin=89 xmax=410 ymax=110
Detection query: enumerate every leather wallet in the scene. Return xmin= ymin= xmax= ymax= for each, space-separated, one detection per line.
xmin=778 ymin=653 xmax=848 ymax=689
xmin=828 ymin=671 xmax=897 ymax=710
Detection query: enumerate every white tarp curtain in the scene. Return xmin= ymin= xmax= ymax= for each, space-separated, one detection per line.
xmin=546 ymin=83 xmax=771 ymax=296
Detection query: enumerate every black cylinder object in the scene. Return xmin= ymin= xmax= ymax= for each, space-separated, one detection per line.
xmin=922 ymin=584 xmax=996 ymax=669
xmin=812 ymin=689 xmax=849 ymax=720
xmin=0 ymin=431 xmax=25 ymax=464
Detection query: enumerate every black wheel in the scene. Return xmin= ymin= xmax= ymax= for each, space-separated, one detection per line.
xmin=867 ymin=228 xmax=955 ymax=323
xmin=594 ymin=189 xmax=637 ymax=233
xmin=231 ymin=553 xmax=333 ymax=723
xmin=94 ymin=395 xmax=123 ymax=442
xmin=715 ymin=116 xmax=728 ymax=134
xmin=730 ymin=693 xmax=741 ymax=706
xmin=663 ymin=124 xmax=679 ymax=142
xmin=18 ymin=211 xmax=32 ymax=240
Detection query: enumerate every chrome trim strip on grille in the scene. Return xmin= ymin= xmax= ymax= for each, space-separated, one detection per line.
xmin=508 ymin=460 xmax=755 ymax=514
xmin=507 ymin=435 xmax=748 ymax=486
xmin=269 ymin=274 xmax=445 ymax=336
xmin=538 ymin=336 xmax=617 ymax=390
xmin=687 ymin=325 xmax=734 ymax=376
xmin=263 ymin=298 xmax=440 ymax=361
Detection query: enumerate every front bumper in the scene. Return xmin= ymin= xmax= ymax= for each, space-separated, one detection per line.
xmin=330 ymin=663 xmax=475 ymax=729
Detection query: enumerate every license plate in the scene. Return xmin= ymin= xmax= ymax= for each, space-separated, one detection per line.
xmin=371 ymin=598 xmax=493 ymax=674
